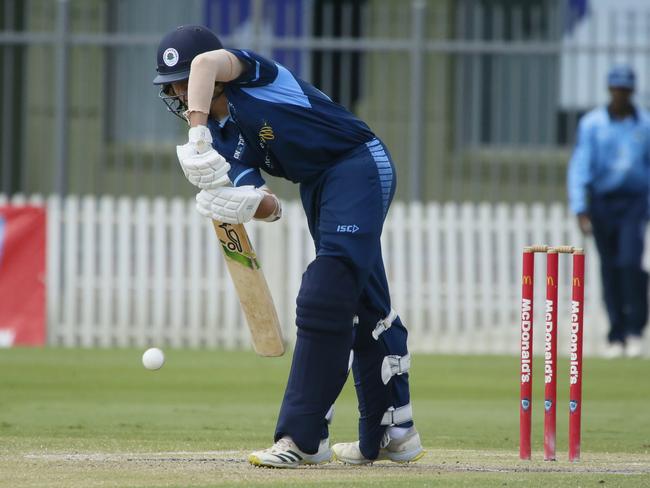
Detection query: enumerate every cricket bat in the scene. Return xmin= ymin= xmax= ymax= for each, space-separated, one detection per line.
xmin=211 ymin=220 xmax=285 ymax=357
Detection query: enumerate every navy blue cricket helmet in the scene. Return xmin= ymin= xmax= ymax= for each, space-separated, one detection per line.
xmin=154 ymin=25 xmax=223 ymax=120
xmin=153 ymin=24 xmax=223 ymax=85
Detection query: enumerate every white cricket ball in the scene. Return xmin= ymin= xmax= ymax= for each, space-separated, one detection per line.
xmin=142 ymin=347 xmax=165 ymax=370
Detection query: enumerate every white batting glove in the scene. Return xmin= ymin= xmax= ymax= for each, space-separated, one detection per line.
xmin=196 ymin=186 xmax=265 ymax=224
xmin=176 ymin=125 xmax=231 ymax=189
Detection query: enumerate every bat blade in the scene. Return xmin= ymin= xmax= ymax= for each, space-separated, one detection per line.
xmin=212 ymin=220 xmax=284 ymax=357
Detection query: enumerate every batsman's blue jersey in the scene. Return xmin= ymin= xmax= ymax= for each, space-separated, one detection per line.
xmin=202 ymin=49 xmax=411 ymax=455
xmin=207 ymin=117 xmax=266 ymax=188
xmin=221 ymin=49 xmax=376 ymax=183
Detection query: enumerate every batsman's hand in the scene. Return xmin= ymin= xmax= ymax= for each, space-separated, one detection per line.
xmin=196 ymin=186 xmax=264 ymax=224
xmin=176 ymin=125 xmax=231 ymax=189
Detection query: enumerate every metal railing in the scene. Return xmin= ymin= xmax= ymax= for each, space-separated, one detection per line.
xmin=2 ymin=0 xmax=650 ymax=203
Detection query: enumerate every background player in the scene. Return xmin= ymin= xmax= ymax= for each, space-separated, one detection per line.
xmin=568 ymin=64 xmax=650 ymax=359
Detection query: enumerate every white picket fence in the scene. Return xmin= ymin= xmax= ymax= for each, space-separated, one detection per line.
xmin=2 ymin=194 xmax=637 ymax=356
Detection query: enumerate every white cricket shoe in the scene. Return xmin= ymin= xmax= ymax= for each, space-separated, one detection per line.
xmin=626 ymin=336 xmax=644 ymax=358
xmin=603 ymin=342 xmax=625 ymax=359
xmin=248 ymin=436 xmax=332 ymax=468
xmin=332 ymin=427 xmax=424 ymax=465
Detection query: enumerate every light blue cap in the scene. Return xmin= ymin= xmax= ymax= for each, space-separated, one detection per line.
xmin=607 ymin=64 xmax=635 ymax=89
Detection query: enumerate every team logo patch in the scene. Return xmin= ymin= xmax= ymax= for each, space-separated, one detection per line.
xmin=521 ymin=398 xmax=530 ymax=411
xmin=163 ymin=48 xmax=179 ymax=67
xmin=544 ymin=400 xmax=552 ymax=412
xmin=259 ymin=122 xmax=275 ymax=142
xmin=569 ymin=400 xmax=578 ymax=413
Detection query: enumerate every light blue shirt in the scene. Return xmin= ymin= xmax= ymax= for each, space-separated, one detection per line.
xmin=567 ymin=106 xmax=650 ymax=214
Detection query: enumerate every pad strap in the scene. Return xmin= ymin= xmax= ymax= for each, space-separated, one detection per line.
xmin=381 ymin=353 xmax=411 ymax=385
xmin=372 ymin=309 xmax=398 ymax=340
xmin=380 ymin=403 xmax=413 ymax=426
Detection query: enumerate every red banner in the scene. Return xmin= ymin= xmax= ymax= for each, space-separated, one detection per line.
xmin=0 ymin=206 xmax=46 ymax=346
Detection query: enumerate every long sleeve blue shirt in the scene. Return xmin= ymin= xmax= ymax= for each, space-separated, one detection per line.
xmin=567 ymin=106 xmax=650 ymax=214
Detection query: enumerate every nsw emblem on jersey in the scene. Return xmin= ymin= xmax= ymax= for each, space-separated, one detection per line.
xmin=258 ymin=122 xmax=275 ymax=142
xmin=257 ymin=121 xmax=275 ymax=170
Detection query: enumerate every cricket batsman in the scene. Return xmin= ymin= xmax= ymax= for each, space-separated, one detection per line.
xmin=153 ymin=25 xmax=423 ymax=467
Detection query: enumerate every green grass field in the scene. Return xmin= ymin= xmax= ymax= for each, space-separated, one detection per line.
xmin=1 ymin=348 xmax=649 ymax=487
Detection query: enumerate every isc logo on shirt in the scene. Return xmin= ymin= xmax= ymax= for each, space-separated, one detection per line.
xmin=337 ymin=225 xmax=359 ymax=233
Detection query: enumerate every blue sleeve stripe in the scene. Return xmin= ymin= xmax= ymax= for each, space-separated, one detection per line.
xmin=241 ymin=64 xmax=311 ymax=108
xmin=365 ymin=139 xmax=393 ymax=216
xmin=366 ymin=139 xmax=381 ymax=148
xmin=233 ymin=168 xmax=255 ymax=186
xmin=234 ymin=50 xmax=261 ymax=83
xmin=252 ymin=60 xmax=260 ymax=82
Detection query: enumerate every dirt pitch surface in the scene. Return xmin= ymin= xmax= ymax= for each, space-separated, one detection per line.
xmin=4 ymin=449 xmax=650 ymax=487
